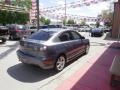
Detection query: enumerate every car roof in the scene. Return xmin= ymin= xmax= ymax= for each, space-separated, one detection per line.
xmin=39 ymin=28 xmax=73 ymax=33
xmin=92 ymin=28 xmax=102 ymax=30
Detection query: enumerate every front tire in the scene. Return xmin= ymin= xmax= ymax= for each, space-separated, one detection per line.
xmin=2 ymin=38 xmax=6 ymax=43
xmin=54 ymin=55 xmax=66 ymax=72
xmin=91 ymin=34 xmax=94 ymax=37
xmin=85 ymin=45 xmax=89 ymax=54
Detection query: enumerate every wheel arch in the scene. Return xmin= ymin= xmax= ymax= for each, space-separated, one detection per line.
xmin=56 ymin=53 xmax=67 ymax=61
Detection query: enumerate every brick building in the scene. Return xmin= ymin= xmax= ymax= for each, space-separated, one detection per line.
xmin=112 ymin=0 xmax=120 ymax=38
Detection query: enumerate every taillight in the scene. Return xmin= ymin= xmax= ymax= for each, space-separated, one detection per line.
xmin=40 ymin=46 xmax=47 ymax=51
xmin=34 ymin=46 xmax=47 ymax=51
xmin=43 ymin=58 xmax=53 ymax=65
xmin=16 ymin=29 xmax=20 ymax=32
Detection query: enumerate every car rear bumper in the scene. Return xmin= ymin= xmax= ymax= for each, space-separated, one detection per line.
xmin=91 ymin=32 xmax=103 ymax=36
xmin=0 ymin=35 xmax=9 ymax=39
xmin=17 ymin=50 xmax=54 ymax=69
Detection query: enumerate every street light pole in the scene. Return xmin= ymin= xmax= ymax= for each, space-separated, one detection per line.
xmin=36 ymin=0 xmax=39 ymax=31
xmin=64 ymin=0 xmax=66 ymax=26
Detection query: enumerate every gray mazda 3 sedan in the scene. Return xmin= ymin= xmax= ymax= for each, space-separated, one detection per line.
xmin=17 ymin=28 xmax=90 ymax=71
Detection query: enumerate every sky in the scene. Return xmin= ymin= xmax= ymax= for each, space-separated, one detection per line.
xmin=39 ymin=0 xmax=113 ymax=17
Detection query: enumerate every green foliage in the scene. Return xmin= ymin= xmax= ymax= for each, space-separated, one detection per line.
xmin=0 ymin=10 xmax=29 ymax=25
xmin=39 ymin=17 xmax=51 ymax=25
xmin=45 ymin=19 xmax=51 ymax=25
xmin=0 ymin=0 xmax=5 ymax=4
xmin=63 ymin=19 xmax=67 ymax=26
xmin=39 ymin=16 xmax=46 ymax=24
xmin=11 ymin=0 xmax=32 ymax=10
xmin=96 ymin=21 xmax=100 ymax=28
xmin=0 ymin=0 xmax=32 ymax=10
xmin=67 ymin=19 xmax=76 ymax=24
xmin=100 ymin=10 xmax=113 ymax=27
xmin=80 ymin=18 xmax=86 ymax=25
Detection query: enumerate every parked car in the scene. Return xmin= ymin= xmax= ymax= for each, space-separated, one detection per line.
xmin=39 ymin=25 xmax=62 ymax=29
xmin=8 ymin=24 xmax=32 ymax=40
xmin=78 ymin=25 xmax=91 ymax=32
xmin=103 ymin=27 xmax=111 ymax=33
xmin=0 ymin=26 xmax=9 ymax=43
xmin=27 ymin=26 xmax=37 ymax=34
xmin=91 ymin=28 xmax=104 ymax=37
xmin=17 ymin=28 xmax=90 ymax=71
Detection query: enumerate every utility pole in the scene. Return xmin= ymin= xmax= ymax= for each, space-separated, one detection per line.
xmin=64 ymin=0 xmax=66 ymax=26
xmin=36 ymin=0 xmax=39 ymax=31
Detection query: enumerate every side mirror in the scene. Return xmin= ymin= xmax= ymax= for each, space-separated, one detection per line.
xmin=81 ymin=36 xmax=85 ymax=39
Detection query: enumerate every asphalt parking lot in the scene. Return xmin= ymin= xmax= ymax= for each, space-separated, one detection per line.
xmin=0 ymin=32 xmax=117 ymax=90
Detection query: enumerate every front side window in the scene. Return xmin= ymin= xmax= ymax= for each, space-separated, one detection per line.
xmin=70 ymin=31 xmax=81 ymax=40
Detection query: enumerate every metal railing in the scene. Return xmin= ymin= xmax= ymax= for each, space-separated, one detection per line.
xmin=0 ymin=3 xmax=28 ymax=13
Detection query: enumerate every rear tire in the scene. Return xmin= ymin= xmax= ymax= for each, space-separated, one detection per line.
xmin=54 ymin=55 xmax=66 ymax=72
xmin=9 ymin=35 xmax=14 ymax=40
xmin=91 ymin=34 xmax=93 ymax=37
xmin=2 ymin=38 xmax=6 ymax=43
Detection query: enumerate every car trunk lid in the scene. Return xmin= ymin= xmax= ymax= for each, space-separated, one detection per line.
xmin=19 ymin=39 xmax=47 ymax=58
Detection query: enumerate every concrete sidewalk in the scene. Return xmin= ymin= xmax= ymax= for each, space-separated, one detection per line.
xmin=56 ymin=42 xmax=120 ymax=90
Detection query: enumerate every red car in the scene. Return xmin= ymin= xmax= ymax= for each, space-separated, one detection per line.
xmin=8 ymin=24 xmax=32 ymax=40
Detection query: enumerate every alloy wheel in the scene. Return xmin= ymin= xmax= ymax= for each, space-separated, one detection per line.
xmin=55 ymin=56 xmax=66 ymax=71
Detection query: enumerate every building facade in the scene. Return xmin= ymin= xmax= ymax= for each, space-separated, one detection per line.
xmin=112 ymin=0 xmax=120 ymax=38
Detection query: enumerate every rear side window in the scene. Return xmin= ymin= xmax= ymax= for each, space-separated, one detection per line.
xmin=17 ymin=25 xmax=26 ymax=30
xmin=30 ymin=27 xmax=36 ymax=29
xmin=8 ymin=26 xmax=15 ymax=30
xmin=59 ymin=32 xmax=71 ymax=42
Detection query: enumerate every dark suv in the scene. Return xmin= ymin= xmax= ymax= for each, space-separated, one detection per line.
xmin=8 ymin=25 xmax=31 ymax=40
xmin=0 ymin=26 xmax=9 ymax=43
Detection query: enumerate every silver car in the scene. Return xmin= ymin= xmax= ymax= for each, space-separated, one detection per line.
xmin=17 ymin=29 xmax=90 ymax=71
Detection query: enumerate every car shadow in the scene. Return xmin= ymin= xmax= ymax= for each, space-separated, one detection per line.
xmin=90 ymin=42 xmax=106 ymax=46
xmin=7 ymin=63 xmax=57 ymax=83
xmin=0 ymin=42 xmax=19 ymax=60
xmin=0 ymin=41 xmax=5 ymax=44
xmin=7 ymin=53 xmax=86 ymax=83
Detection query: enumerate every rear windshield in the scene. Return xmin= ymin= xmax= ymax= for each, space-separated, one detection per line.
xmin=0 ymin=26 xmax=8 ymax=30
xmin=17 ymin=25 xmax=26 ymax=30
xmin=30 ymin=27 xmax=37 ymax=29
xmin=29 ymin=30 xmax=56 ymax=41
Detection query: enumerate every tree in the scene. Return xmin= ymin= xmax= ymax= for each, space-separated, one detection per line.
xmin=96 ymin=15 xmax=101 ymax=28
xmin=63 ymin=19 xmax=67 ymax=26
xmin=96 ymin=21 xmax=100 ymax=28
xmin=0 ymin=0 xmax=5 ymax=4
xmin=0 ymin=0 xmax=30 ymax=25
xmin=100 ymin=10 xmax=113 ymax=27
xmin=45 ymin=19 xmax=51 ymax=25
xmin=1 ymin=0 xmax=32 ymax=10
xmin=39 ymin=17 xmax=51 ymax=25
xmin=39 ymin=16 xmax=46 ymax=25
xmin=0 ymin=10 xmax=29 ymax=25
xmin=67 ymin=19 xmax=75 ymax=25
xmin=80 ymin=18 xmax=86 ymax=25
xmin=14 ymin=0 xmax=31 ymax=10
